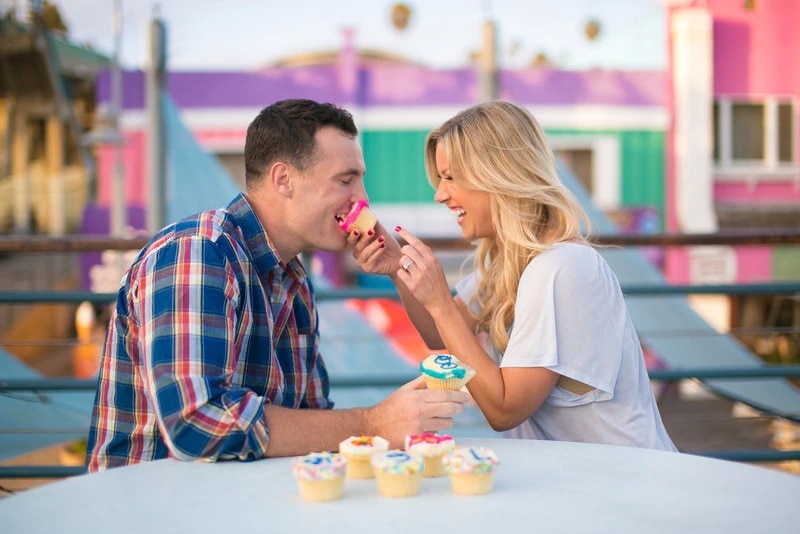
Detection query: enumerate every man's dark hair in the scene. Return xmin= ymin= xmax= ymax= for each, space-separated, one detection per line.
xmin=244 ymin=99 xmax=358 ymax=188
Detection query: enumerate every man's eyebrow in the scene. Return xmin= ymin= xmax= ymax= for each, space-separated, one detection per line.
xmin=338 ymin=168 xmax=364 ymax=178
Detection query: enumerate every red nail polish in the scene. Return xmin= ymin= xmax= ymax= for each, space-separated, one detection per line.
xmin=353 ymin=230 xmax=359 ymax=236
xmin=380 ymin=243 xmax=385 ymax=248
xmin=367 ymin=229 xmax=374 ymax=236
xmin=378 ymin=236 xmax=384 ymax=242
xmin=394 ymin=226 xmax=402 ymax=232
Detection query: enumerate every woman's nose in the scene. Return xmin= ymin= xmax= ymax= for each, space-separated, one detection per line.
xmin=433 ymin=181 xmax=448 ymax=203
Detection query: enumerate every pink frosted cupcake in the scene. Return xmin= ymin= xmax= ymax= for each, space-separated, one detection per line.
xmin=404 ymin=433 xmax=456 ymax=477
xmin=291 ymin=451 xmax=347 ymax=502
xmin=337 ymin=200 xmax=377 ymax=234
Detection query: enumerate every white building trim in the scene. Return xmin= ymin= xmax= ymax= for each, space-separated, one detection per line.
xmin=672 ymin=7 xmax=717 ymax=232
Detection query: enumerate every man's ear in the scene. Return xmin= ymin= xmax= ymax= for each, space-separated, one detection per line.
xmin=270 ymin=161 xmax=294 ymax=198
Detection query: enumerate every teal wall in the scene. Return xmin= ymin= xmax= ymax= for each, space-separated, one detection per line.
xmin=361 ymin=130 xmax=431 ymax=203
xmin=361 ymin=128 xmax=666 ymax=228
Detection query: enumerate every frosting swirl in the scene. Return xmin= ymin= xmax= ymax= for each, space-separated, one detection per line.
xmin=291 ymin=452 xmax=347 ymax=480
xmin=420 ymin=354 xmax=475 ymax=380
xmin=404 ymin=433 xmax=455 ymax=456
xmin=371 ymin=450 xmax=424 ymax=474
xmin=339 ymin=435 xmax=389 ymax=456
xmin=442 ymin=446 xmax=500 ymax=475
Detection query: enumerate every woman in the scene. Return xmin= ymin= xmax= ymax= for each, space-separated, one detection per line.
xmin=352 ymin=101 xmax=676 ymax=451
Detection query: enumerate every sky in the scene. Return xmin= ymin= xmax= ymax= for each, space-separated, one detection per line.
xmin=40 ymin=0 xmax=665 ymax=71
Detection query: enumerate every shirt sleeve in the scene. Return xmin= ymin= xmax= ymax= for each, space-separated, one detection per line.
xmin=499 ymin=245 xmax=624 ymax=401
xmin=130 ymin=236 xmax=271 ymax=462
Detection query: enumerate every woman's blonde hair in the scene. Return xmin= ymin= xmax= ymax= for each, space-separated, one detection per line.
xmin=424 ymin=101 xmax=591 ymax=354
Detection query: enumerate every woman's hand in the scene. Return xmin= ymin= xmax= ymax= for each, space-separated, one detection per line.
xmin=394 ymin=228 xmax=454 ymax=313
xmin=347 ymin=221 xmax=403 ymax=277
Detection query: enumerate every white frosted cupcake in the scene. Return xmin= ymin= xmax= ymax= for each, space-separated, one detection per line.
xmin=404 ymin=433 xmax=456 ymax=477
xmin=419 ymin=353 xmax=476 ymax=391
xmin=338 ymin=435 xmax=390 ymax=479
xmin=442 ymin=446 xmax=500 ymax=495
xmin=291 ymin=451 xmax=347 ymax=502
xmin=371 ymin=450 xmax=424 ymax=498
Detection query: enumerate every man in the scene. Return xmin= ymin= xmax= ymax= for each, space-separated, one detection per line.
xmin=87 ymin=99 xmax=468 ymax=471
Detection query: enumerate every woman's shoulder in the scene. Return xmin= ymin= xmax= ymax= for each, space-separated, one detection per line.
xmin=533 ymin=241 xmax=599 ymax=267
xmin=521 ymin=242 xmax=603 ymax=284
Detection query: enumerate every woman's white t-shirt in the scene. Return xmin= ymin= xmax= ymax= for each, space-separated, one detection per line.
xmin=456 ymin=243 xmax=677 ymax=452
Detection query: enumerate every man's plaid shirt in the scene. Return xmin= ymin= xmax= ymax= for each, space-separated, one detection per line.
xmin=87 ymin=194 xmax=332 ymax=471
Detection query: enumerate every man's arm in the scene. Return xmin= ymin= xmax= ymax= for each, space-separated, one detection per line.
xmin=137 ymin=237 xmax=469 ymax=461
xmin=135 ymin=237 xmax=273 ymax=462
xmin=263 ymin=376 xmax=468 ymax=455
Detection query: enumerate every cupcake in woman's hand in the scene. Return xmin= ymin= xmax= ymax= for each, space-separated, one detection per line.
xmin=337 ymin=200 xmax=378 ymax=234
xmin=291 ymin=451 xmax=347 ymax=502
xmin=404 ymin=433 xmax=455 ymax=477
xmin=442 ymin=446 xmax=500 ymax=495
xmin=419 ymin=353 xmax=476 ymax=391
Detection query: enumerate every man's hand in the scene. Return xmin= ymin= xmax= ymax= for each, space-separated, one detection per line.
xmin=365 ymin=376 xmax=470 ymax=448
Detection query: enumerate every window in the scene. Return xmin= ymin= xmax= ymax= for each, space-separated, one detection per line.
xmin=778 ymin=102 xmax=793 ymax=163
xmin=713 ymin=98 xmax=797 ymax=175
xmin=731 ymin=103 xmax=764 ymax=160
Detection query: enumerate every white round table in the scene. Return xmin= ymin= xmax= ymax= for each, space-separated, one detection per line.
xmin=1 ymin=438 xmax=797 ymax=533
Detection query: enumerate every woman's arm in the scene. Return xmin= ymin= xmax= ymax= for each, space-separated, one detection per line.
xmin=347 ymin=222 xmax=447 ymax=348
xmin=428 ymin=298 xmax=558 ymax=431
xmin=395 ymin=229 xmax=559 ymax=431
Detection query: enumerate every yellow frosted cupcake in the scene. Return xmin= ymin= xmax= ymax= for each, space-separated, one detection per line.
xmin=371 ymin=450 xmax=424 ymax=498
xmin=337 ymin=200 xmax=378 ymax=235
xmin=419 ymin=353 xmax=476 ymax=391
xmin=291 ymin=451 xmax=347 ymax=502
xmin=442 ymin=446 xmax=500 ymax=495
xmin=404 ymin=433 xmax=456 ymax=477
xmin=338 ymin=435 xmax=389 ymax=479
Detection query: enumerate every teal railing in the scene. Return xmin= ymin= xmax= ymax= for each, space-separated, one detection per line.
xmin=1 ymin=231 xmax=799 ymax=481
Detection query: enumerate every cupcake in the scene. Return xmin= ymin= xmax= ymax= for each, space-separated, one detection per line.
xmin=419 ymin=353 xmax=476 ymax=391
xmin=442 ymin=446 xmax=500 ymax=495
xmin=337 ymin=200 xmax=378 ymax=234
xmin=338 ymin=435 xmax=390 ymax=479
xmin=291 ymin=451 xmax=347 ymax=502
xmin=404 ymin=433 xmax=456 ymax=477
xmin=371 ymin=450 xmax=424 ymax=498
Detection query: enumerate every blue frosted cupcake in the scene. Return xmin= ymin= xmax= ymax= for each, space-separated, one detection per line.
xmin=419 ymin=353 xmax=476 ymax=390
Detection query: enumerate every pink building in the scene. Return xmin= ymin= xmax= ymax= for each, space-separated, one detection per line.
xmin=665 ymin=0 xmax=799 ymax=288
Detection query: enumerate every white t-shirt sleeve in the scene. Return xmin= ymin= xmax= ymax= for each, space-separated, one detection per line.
xmin=502 ymin=245 xmax=624 ymax=400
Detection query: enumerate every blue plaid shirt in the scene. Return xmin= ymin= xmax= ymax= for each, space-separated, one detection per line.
xmin=87 ymin=194 xmax=332 ymax=471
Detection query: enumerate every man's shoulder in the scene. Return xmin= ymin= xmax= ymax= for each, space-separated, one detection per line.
xmin=158 ymin=207 xmax=239 ymax=244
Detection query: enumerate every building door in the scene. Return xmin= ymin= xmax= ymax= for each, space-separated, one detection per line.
xmin=554 ymin=147 xmax=594 ymax=195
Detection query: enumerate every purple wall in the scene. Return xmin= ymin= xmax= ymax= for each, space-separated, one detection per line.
xmin=96 ymin=65 xmax=665 ymax=110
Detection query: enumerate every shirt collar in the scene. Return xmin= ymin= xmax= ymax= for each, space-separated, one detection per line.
xmin=225 ymin=193 xmax=307 ymax=283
